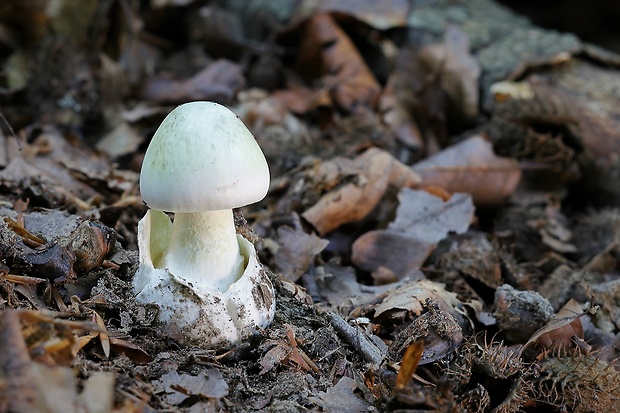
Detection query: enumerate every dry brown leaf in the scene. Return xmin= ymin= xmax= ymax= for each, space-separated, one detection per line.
xmin=0 ymin=309 xmax=115 ymax=413
xmin=413 ymin=135 xmax=522 ymax=205
xmin=380 ymin=76 xmax=424 ymax=149
xmin=302 ymin=148 xmax=421 ymax=235
xmin=387 ymin=27 xmax=478 ymax=147
xmin=296 ymin=13 xmax=381 ymax=113
xmin=272 ymin=84 xmax=332 ymax=115
xmin=388 ymin=190 xmax=475 ymax=242
xmin=523 ymin=298 xmax=589 ymax=352
xmin=92 ymin=311 xmax=110 ymax=358
xmin=108 ymin=337 xmax=153 ymax=363
xmin=259 ymin=342 xmax=292 ymax=376
xmin=418 ymin=26 xmax=480 ymax=121
xmin=0 ymin=309 xmax=35 ymax=412
xmin=259 ymin=325 xmax=316 ymax=375
xmin=141 ymin=59 xmax=245 ymax=105
xmin=374 ymin=280 xmax=462 ymax=320
xmin=72 ymin=331 xmax=99 ymax=356
xmin=96 ymin=122 xmax=144 ymax=159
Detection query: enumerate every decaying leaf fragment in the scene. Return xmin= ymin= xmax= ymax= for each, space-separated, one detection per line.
xmin=302 ymin=148 xmax=421 ymax=235
xmin=352 ymin=189 xmax=474 ymax=278
xmin=295 ymin=13 xmax=381 ymax=113
xmin=370 ymin=281 xmax=465 ymax=364
xmin=273 ymin=224 xmax=329 ymax=282
xmin=413 ymin=135 xmax=521 ymax=205
xmin=380 ymin=76 xmax=424 ymax=150
xmin=307 ymin=376 xmax=371 ymax=413
xmin=387 ymin=305 xmax=463 ymax=365
xmin=417 ymin=26 xmax=481 ymax=122
xmin=140 ymin=59 xmax=245 ymax=105
xmin=259 ymin=324 xmax=318 ymax=375
xmin=524 ymin=298 xmax=590 ymax=352
xmin=374 ymin=280 xmax=464 ymax=322
xmin=153 ymin=369 xmax=228 ymax=405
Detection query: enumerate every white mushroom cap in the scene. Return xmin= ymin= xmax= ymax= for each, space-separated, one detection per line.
xmin=140 ymin=101 xmax=270 ymax=212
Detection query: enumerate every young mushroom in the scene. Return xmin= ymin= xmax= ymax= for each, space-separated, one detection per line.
xmin=133 ymin=101 xmax=275 ymax=347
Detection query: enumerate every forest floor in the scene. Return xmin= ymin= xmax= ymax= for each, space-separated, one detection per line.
xmin=1 ymin=1 xmax=620 ymax=412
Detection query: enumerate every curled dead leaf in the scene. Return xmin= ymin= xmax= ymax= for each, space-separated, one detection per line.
xmin=524 ymin=298 xmax=590 ymax=352
xmin=109 ymin=337 xmax=153 ymax=364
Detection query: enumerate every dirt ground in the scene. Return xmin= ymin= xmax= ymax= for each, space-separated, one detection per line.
xmin=1 ymin=1 xmax=620 ymax=412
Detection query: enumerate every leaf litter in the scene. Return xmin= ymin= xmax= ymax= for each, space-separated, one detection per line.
xmin=1 ymin=1 xmax=620 ymax=412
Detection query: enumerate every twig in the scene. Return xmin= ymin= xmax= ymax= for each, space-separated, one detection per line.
xmin=321 ymin=309 xmax=385 ymax=365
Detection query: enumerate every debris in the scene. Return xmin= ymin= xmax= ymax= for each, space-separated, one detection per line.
xmin=352 ymin=189 xmax=474 ymax=278
xmin=303 ymin=148 xmax=421 ymax=235
xmin=412 ymin=136 xmax=522 ymax=205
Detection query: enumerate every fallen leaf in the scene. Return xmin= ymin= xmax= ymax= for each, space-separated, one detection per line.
xmin=307 ymin=376 xmax=370 ymax=413
xmin=259 ymin=342 xmax=292 ymax=376
xmin=141 ymin=59 xmax=245 ymax=105
xmin=92 ymin=311 xmax=110 ymax=358
xmin=302 ymin=148 xmax=421 ymax=235
xmin=413 ymin=135 xmax=522 ymax=205
xmin=274 ymin=225 xmax=329 ymax=282
xmin=418 ymin=26 xmax=480 ymax=121
xmin=315 ymin=260 xmax=413 ymax=310
xmin=0 ymin=309 xmax=115 ymax=413
xmin=259 ymin=325 xmax=316 ymax=375
xmin=379 ymin=76 xmax=424 ymax=150
xmin=351 ymin=231 xmax=433 ymax=277
xmin=108 ymin=337 xmax=154 ymax=363
xmin=524 ymin=299 xmax=589 ymax=352
xmin=0 ymin=309 xmax=35 ymax=412
xmin=295 ymin=13 xmax=381 ymax=113
xmin=352 ymin=189 xmax=474 ymax=277
xmin=96 ymin=122 xmax=144 ymax=159
xmin=274 ymin=86 xmax=332 ymax=116
xmin=388 ymin=189 xmax=474 ymax=243
xmin=374 ymin=280 xmax=463 ymax=321
xmin=156 ymin=370 xmax=228 ymax=405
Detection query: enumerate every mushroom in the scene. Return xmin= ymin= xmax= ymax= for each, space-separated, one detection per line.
xmin=133 ymin=101 xmax=275 ymax=347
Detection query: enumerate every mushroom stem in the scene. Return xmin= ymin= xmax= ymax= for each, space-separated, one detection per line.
xmin=163 ymin=209 xmax=244 ymax=294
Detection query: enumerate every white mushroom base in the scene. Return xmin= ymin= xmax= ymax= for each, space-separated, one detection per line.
xmin=133 ymin=210 xmax=276 ymax=347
